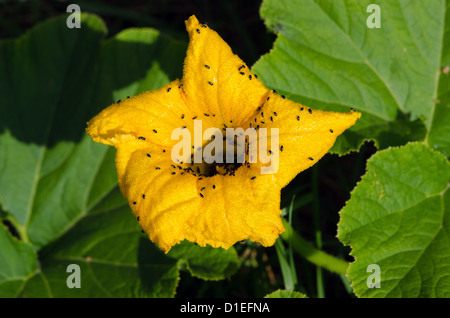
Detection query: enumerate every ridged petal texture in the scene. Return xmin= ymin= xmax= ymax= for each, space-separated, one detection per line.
xmin=86 ymin=15 xmax=361 ymax=253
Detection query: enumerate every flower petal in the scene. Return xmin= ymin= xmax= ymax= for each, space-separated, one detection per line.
xmin=182 ymin=15 xmax=270 ymax=127
xmin=246 ymin=92 xmax=361 ymax=188
xmin=117 ymin=144 xmax=199 ymax=252
xmin=181 ymin=168 xmax=284 ymax=251
xmin=86 ymin=79 xmax=192 ymax=148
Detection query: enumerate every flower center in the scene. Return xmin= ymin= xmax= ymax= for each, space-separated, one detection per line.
xmin=189 ymin=135 xmax=249 ymax=177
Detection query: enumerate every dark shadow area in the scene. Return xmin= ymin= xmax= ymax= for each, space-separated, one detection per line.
xmin=1 ymin=219 xmax=21 ymax=240
xmin=137 ymin=236 xmax=179 ymax=296
xmin=0 ymin=0 xmax=274 ymax=65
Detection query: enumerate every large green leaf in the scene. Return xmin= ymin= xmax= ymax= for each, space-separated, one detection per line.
xmin=24 ymin=202 xmax=180 ymax=298
xmin=0 ymin=13 xmax=238 ymax=298
xmin=0 ymin=224 xmax=38 ymax=297
xmin=253 ymin=0 xmax=449 ymax=155
xmin=338 ymin=143 xmax=450 ymax=297
xmin=426 ymin=1 xmax=450 ymax=157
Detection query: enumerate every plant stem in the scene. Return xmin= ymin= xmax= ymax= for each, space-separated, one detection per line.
xmin=287 ymin=195 xmax=298 ymax=289
xmin=275 ymin=239 xmax=294 ymax=290
xmin=275 ymin=195 xmax=298 ymax=290
xmin=281 ymin=219 xmax=348 ymax=276
xmin=312 ymin=165 xmax=324 ymax=298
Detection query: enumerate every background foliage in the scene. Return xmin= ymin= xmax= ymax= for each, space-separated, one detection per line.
xmin=0 ymin=0 xmax=449 ymax=298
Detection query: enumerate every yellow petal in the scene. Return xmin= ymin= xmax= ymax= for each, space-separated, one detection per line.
xmin=182 ymin=15 xmax=270 ymax=128
xmin=86 ymin=79 xmax=191 ymax=148
xmin=118 ymin=145 xmax=199 ymax=252
xmin=246 ymin=92 xmax=361 ymax=188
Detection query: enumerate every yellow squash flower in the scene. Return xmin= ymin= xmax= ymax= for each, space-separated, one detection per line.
xmin=86 ymin=15 xmax=361 ymax=253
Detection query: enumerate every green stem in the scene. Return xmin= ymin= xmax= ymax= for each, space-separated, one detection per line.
xmin=287 ymin=196 xmax=298 ymax=288
xmin=275 ymin=195 xmax=298 ymax=291
xmin=312 ymin=165 xmax=324 ymax=298
xmin=339 ymin=274 xmax=354 ymax=296
xmin=274 ymin=239 xmax=295 ymax=290
xmin=281 ymin=219 xmax=349 ymax=276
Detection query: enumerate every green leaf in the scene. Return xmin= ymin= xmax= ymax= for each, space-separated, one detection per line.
xmin=426 ymin=1 xmax=450 ymax=157
xmin=23 ymin=204 xmax=180 ymax=297
xmin=0 ymin=224 xmax=38 ymax=297
xmin=0 ymin=13 xmax=238 ymax=297
xmin=168 ymin=241 xmax=239 ymax=280
xmin=253 ymin=0 xmax=448 ymax=155
xmin=264 ymin=289 xmax=308 ymax=298
xmin=0 ymin=14 xmax=109 ymax=247
xmin=338 ymin=143 xmax=450 ymax=297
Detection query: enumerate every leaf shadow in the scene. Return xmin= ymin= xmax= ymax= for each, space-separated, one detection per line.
xmin=0 ymin=13 xmax=187 ymax=148
xmin=137 ymin=236 xmax=179 ymax=297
